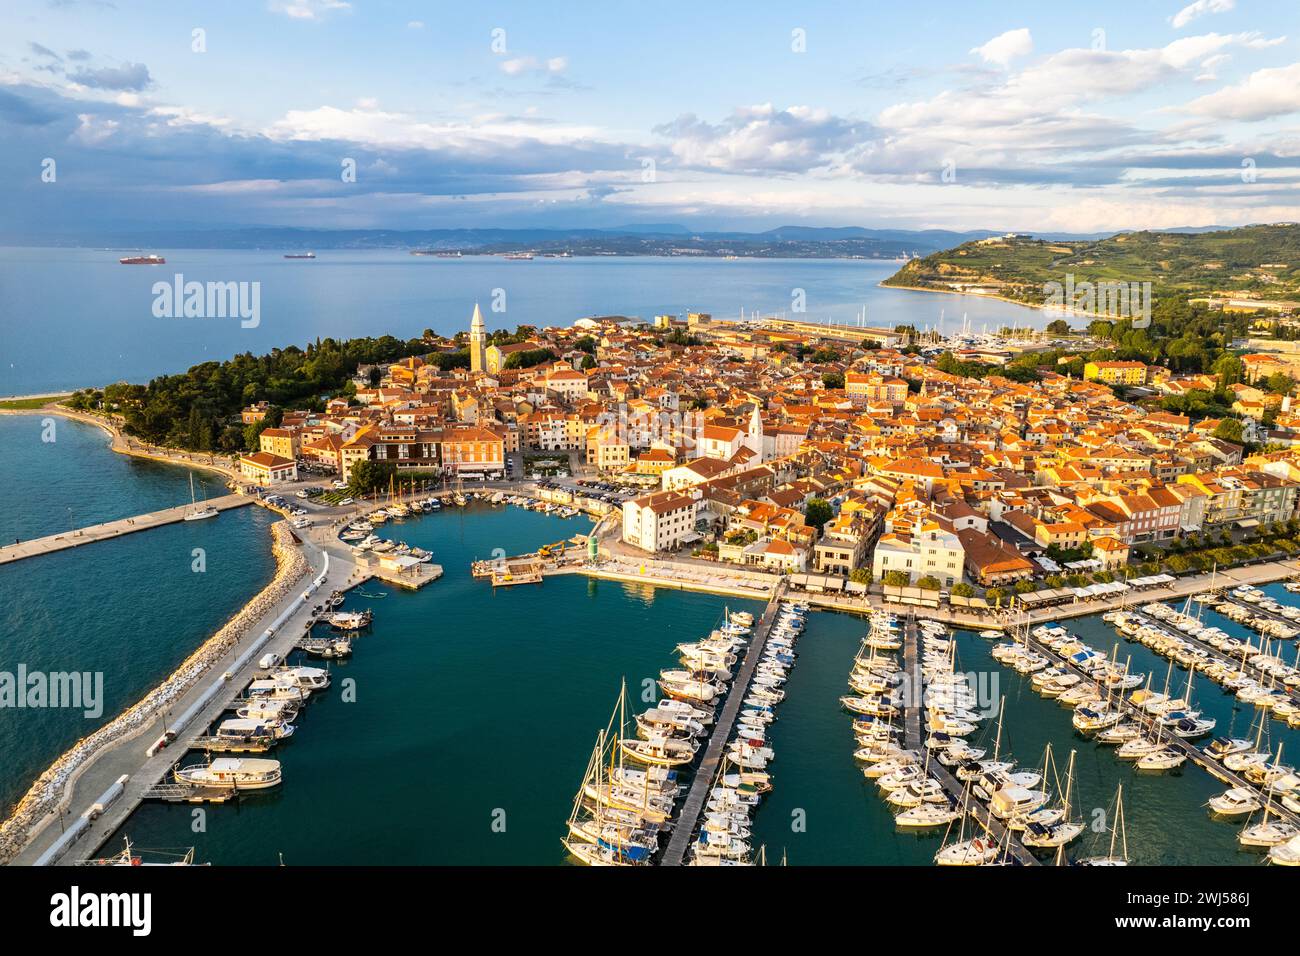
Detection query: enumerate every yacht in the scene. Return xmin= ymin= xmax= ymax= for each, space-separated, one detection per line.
xmin=183 ymin=474 xmax=219 ymax=521
xmin=175 ymin=757 xmax=282 ymax=790
xmin=271 ymin=665 xmax=331 ymax=690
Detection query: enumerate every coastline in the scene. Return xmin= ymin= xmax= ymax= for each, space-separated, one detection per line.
xmin=0 ymin=521 xmax=307 ymax=864
xmin=0 ymin=404 xmax=242 ymax=485
xmin=877 ymin=279 xmax=1050 ymax=315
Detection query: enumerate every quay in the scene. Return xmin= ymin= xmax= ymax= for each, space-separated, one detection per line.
xmin=1015 ymin=628 xmax=1300 ymax=830
xmin=0 ymin=494 xmax=252 ymax=565
xmin=8 ymin=535 xmax=352 ymax=866
xmin=903 ymin=619 xmax=1038 ymax=866
xmin=659 ymin=581 xmax=787 ymax=867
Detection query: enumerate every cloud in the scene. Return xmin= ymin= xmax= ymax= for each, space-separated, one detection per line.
xmin=1171 ymin=0 xmax=1235 ymax=30
xmin=268 ymin=0 xmax=350 ymax=20
xmin=29 ymin=42 xmax=62 ymax=60
xmin=407 ymin=21 xmax=424 ymax=30
xmin=1188 ymin=62 xmax=1300 ymax=120
xmin=970 ymin=28 xmax=1033 ymax=67
xmin=655 ymin=104 xmax=872 ymax=174
xmin=67 ymin=61 xmax=151 ymax=91
xmin=499 ymin=55 xmax=568 ymax=77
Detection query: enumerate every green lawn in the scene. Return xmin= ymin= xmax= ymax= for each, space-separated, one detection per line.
xmin=0 ymin=395 xmax=72 ymax=410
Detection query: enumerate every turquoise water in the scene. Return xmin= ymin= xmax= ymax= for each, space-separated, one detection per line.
xmin=0 ymin=249 xmax=1045 ymax=394
xmin=0 ymin=415 xmax=225 ymax=542
xmin=107 ymin=504 xmax=765 ymax=864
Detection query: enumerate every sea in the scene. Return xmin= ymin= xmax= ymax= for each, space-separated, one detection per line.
xmin=0 ymin=248 xmax=1045 ymax=396
xmin=3 ymin=252 xmax=1293 ymax=865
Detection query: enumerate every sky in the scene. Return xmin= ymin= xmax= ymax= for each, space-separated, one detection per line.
xmin=1 ymin=0 xmax=1298 ymax=236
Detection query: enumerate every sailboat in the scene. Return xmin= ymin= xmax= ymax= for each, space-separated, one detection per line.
xmin=1022 ymin=749 xmax=1084 ymax=849
xmin=1076 ymin=784 xmax=1129 ymax=866
xmin=183 ymin=473 xmax=219 ymax=521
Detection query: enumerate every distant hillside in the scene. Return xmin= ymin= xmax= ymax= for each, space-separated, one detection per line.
xmin=883 ymin=224 xmax=1300 ymax=306
xmin=4 ymin=225 xmax=1004 ymax=259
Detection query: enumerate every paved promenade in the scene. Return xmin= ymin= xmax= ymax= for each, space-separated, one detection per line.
xmin=0 ymin=494 xmax=252 ymax=565
xmin=4 ymin=534 xmax=365 ymax=866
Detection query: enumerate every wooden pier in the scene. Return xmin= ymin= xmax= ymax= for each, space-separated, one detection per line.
xmin=659 ymin=582 xmax=787 ymax=866
xmin=0 ymin=493 xmax=252 ymax=565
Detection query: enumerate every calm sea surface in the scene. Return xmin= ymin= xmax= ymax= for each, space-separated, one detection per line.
xmin=0 ymin=416 xmax=274 ymax=815
xmin=0 ymin=248 xmax=1044 ymax=395
xmin=108 ymin=503 xmax=1300 ymax=865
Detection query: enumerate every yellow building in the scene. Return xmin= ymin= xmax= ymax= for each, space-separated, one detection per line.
xmin=258 ymin=427 xmax=298 ymax=461
xmin=1084 ymin=361 xmax=1148 ymax=386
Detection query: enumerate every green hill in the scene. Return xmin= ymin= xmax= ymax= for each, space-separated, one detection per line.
xmin=883 ymin=223 xmax=1300 ymax=308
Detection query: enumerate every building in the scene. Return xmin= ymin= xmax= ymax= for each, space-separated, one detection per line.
xmin=258 ymin=426 xmax=298 ymax=461
xmin=871 ymin=514 xmax=965 ymax=588
xmin=621 ymin=489 xmax=701 ymax=553
xmin=469 ymin=303 xmax=487 ymax=374
xmin=1084 ymin=361 xmax=1148 ymax=386
xmin=813 ymin=513 xmax=871 ymax=576
xmin=239 ymin=451 xmax=298 ymax=485
xmin=439 ymin=426 xmax=506 ymax=478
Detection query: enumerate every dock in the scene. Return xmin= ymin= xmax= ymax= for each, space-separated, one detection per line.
xmin=908 ymin=621 xmax=1038 ymax=866
xmin=901 ymin=615 xmax=923 ymax=751
xmin=0 ymin=494 xmax=252 ymax=565
xmin=140 ymin=783 xmax=238 ymax=804
xmin=1016 ymin=628 xmax=1300 ymax=829
xmin=659 ymin=581 xmax=787 ymax=866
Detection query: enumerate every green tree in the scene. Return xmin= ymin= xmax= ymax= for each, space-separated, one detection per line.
xmin=804 ymin=498 xmax=834 ymax=532
xmin=1213 ymin=418 xmax=1244 ymax=443
xmin=883 ymin=570 xmax=911 ymax=587
xmin=916 ymin=575 xmax=941 ymax=590
xmin=951 ymin=582 xmax=975 ymax=597
xmin=348 ymin=459 xmax=396 ymax=496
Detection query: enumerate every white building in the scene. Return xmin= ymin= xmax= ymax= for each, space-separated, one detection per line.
xmin=871 ymin=515 xmax=965 ymax=587
xmin=622 ymin=489 xmax=702 ymax=553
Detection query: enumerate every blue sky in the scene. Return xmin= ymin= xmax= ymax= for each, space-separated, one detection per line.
xmin=2 ymin=0 xmax=1297 ymax=235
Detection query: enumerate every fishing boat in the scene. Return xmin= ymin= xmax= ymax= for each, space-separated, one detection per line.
xmin=183 ymin=474 xmax=219 ymax=521
xmin=619 ymin=733 xmax=697 ymax=767
xmin=325 ymin=609 xmax=372 ymax=630
xmin=80 ymin=838 xmax=202 ymax=866
xmin=271 ymin=665 xmax=331 ymax=690
xmin=175 ymin=757 xmax=282 ymax=790
xmin=236 ymin=697 xmax=297 ymax=721
xmin=216 ymin=716 xmax=294 ymax=742
xmin=245 ymin=677 xmax=309 ymax=702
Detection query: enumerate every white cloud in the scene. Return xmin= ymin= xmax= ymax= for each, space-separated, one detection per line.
xmin=1171 ymin=0 xmax=1234 ymax=30
xmin=500 ymin=55 xmax=568 ymax=77
xmin=1188 ymin=62 xmax=1300 ymax=120
xmin=970 ymin=28 xmax=1033 ymax=68
xmin=268 ymin=0 xmax=350 ymax=21
xmin=407 ymin=21 xmax=424 ymax=30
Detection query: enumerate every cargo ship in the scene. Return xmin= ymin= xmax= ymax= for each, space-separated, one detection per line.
xmin=284 ymin=252 xmax=316 ymax=259
xmin=119 ymin=254 xmax=166 ymax=265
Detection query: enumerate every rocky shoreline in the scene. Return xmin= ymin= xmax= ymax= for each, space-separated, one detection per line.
xmin=0 ymin=521 xmax=308 ymax=864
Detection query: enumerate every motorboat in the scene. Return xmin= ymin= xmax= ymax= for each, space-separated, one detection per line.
xmin=175 ymin=757 xmax=282 ymax=789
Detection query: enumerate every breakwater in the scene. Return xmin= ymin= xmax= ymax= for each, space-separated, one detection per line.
xmin=0 ymin=521 xmax=308 ymax=863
